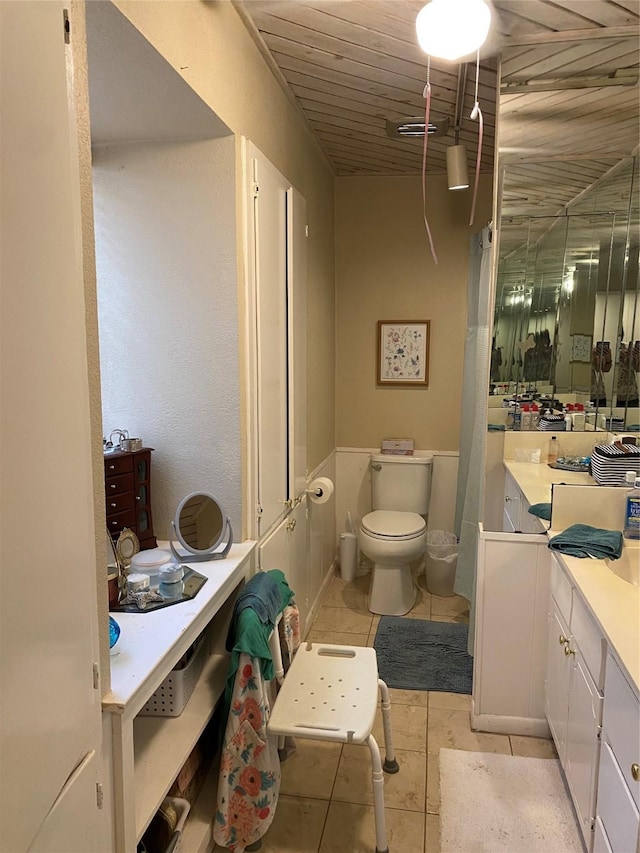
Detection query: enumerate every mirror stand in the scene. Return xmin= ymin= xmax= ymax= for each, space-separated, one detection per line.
xmin=169 ymin=516 xmax=233 ymax=563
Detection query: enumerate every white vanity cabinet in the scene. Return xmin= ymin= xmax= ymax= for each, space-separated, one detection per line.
xmin=594 ymin=654 xmax=640 ymax=853
xmin=503 ymin=470 xmax=546 ymax=534
xmin=545 ymin=555 xmax=605 ymax=851
xmin=102 ymin=543 xmax=255 ymax=853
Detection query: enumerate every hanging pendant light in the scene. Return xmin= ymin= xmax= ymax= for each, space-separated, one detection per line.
xmin=416 ymin=0 xmax=491 ymax=61
xmin=447 ymin=144 xmax=469 ymax=190
xmin=447 ymin=64 xmax=469 ymax=190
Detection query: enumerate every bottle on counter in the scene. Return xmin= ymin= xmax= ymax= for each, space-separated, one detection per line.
xmin=548 ymin=435 xmax=559 ymax=464
xmin=564 ymin=412 xmax=573 ymax=432
xmin=521 ymin=404 xmax=531 ymax=431
xmin=623 ymin=475 xmax=640 ymax=540
xmin=530 ymin=403 xmax=540 ymax=430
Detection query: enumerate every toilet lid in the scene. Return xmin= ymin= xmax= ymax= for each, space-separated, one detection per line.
xmin=361 ymin=510 xmax=426 ymax=540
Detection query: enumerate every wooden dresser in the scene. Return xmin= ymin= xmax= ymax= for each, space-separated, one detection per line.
xmin=104 ymin=448 xmax=157 ymax=549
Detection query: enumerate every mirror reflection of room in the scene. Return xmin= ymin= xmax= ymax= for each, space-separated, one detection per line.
xmin=492 ymin=156 xmax=639 ymax=432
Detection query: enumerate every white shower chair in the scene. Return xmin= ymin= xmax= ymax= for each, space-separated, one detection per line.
xmin=267 ymin=637 xmax=399 ymax=853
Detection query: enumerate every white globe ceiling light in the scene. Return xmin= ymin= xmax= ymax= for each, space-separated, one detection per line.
xmin=416 ymin=0 xmax=491 ymax=61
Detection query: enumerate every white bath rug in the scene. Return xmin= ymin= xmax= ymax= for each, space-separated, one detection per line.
xmin=439 ymin=749 xmax=583 ymax=853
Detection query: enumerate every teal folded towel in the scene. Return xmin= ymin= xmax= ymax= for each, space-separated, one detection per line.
xmin=528 ymin=502 xmax=551 ymax=521
xmin=548 ymin=524 xmax=623 ymax=560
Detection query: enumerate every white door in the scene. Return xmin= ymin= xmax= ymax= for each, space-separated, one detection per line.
xmin=249 ymin=148 xmax=288 ymax=535
xmin=0 ymin=3 xmax=103 ymax=850
xmin=287 ymin=187 xmax=307 ymax=502
xmin=245 ymin=143 xmax=307 ymax=538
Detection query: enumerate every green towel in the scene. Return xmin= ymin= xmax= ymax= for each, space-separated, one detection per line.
xmin=548 ymin=524 xmax=623 ymax=560
xmin=223 ymin=569 xmax=294 ymax=715
xmin=528 ymin=502 xmax=551 ymax=521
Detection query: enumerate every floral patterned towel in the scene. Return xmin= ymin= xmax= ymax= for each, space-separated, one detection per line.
xmin=214 ymin=654 xmax=280 ymax=851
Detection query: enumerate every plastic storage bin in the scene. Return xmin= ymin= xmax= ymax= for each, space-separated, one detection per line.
xmin=139 ymin=634 xmax=207 ymax=717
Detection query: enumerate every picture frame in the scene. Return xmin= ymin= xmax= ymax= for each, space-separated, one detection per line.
xmin=377 ymin=320 xmax=430 ymax=386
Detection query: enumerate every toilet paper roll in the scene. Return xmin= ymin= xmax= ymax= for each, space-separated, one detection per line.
xmin=306 ymin=476 xmax=334 ymax=504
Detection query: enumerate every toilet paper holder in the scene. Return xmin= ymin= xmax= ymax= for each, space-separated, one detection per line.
xmin=304 ymin=476 xmax=334 ymax=504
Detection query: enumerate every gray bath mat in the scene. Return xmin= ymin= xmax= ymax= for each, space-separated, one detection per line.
xmin=374 ymin=617 xmax=473 ymax=693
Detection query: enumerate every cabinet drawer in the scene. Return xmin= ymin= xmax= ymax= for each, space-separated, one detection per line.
xmin=603 ymin=655 xmax=640 ymax=810
xmin=550 ymin=555 xmax=572 ymax=622
xmin=106 ymin=491 xmax=134 ymax=515
xmin=597 ymin=740 xmax=639 ymax=853
xmin=105 ymin=472 xmax=134 ymax=497
xmin=104 ymin=455 xmax=133 ymax=476
xmin=106 ymin=508 xmax=136 ymax=534
xmin=571 ymin=592 xmax=605 ymax=689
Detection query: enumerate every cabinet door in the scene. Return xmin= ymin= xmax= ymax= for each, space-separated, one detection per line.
xmin=503 ymin=472 xmax=521 ymax=532
xmin=596 ymin=739 xmax=640 ymax=853
xmin=545 ymin=603 xmax=571 ymax=760
xmin=28 ymin=748 xmax=108 ymax=853
xmin=565 ymin=651 xmax=603 ymax=846
xmin=0 ymin=4 xmax=103 ymax=850
xmin=258 ymin=503 xmax=310 ymax=632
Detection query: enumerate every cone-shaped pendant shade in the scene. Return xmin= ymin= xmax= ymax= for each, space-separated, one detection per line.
xmin=447 ymin=144 xmax=469 ymax=190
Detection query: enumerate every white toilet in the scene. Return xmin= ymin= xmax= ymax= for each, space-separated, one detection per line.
xmin=359 ymin=453 xmax=433 ymax=616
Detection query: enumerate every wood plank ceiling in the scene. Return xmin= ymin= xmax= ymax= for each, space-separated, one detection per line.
xmin=237 ymin=0 xmax=639 ymax=228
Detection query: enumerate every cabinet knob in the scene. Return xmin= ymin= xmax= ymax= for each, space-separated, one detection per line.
xmin=632 ymin=763 xmax=639 ymax=782
xmin=286 ymin=518 xmax=297 ymax=531
xmin=110 ymin=502 xmax=117 ymax=508
xmin=505 ymin=496 xmax=513 ymax=502
xmin=108 ymin=464 xmax=115 ymax=470
xmin=564 ymin=645 xmax=575 ymax=657
xmin=110 ymin=484 xmax=116 ymax=490
xmin=558 ymin=635 xmax=569 ymax=645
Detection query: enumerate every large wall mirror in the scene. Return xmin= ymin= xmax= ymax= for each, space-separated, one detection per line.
xmin=494 ymin=157 xmax=639 ymax=427
xmin=493 ymin=25 xmax=639 ymax=432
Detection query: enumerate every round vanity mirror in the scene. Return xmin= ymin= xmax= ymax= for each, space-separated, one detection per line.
xmin=170 ymin=492 xmax=233 ymax=562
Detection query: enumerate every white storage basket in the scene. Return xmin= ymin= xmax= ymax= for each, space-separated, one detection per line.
xmin=139 ymin=635 xmax=207 ymax=717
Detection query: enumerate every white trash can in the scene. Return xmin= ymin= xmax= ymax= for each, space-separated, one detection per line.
xmin=424 ymin=530 xmax=458 ymax=597
xmin=339 ymin=532 xmax=357 ymax=582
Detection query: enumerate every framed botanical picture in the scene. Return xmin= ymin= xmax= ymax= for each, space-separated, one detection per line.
xmin=377 ymin=321 xmax=430 ymax=386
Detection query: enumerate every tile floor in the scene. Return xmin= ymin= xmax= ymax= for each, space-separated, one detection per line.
xmin=241 ymin=570 xmax=557 ymax=852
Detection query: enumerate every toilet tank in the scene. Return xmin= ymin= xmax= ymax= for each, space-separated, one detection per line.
xmin=370 ymin=453 xmax=433 ymax=514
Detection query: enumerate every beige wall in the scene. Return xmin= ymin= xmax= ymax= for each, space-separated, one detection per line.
xmin=336 ymin=175 xmax=493 ymax=451
xmin=112 ymin=0 xmax=336 ymax=473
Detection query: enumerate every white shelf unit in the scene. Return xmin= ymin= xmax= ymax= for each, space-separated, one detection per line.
xmin=102 ymin=542 xmax=255 ymax=853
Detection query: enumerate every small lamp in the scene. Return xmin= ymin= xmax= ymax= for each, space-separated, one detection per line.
xmin=447 ymin=144 xmax=469 ymax=190
xmin=416 ymin=0 xmax=491 ymax=61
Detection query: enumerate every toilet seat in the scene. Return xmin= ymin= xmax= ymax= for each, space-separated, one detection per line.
xmin=361 ymin=510 xmax=426 ymax=540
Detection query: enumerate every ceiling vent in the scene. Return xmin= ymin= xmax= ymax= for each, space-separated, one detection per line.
xmin=386 ymin=116 xmax=450 ymax=138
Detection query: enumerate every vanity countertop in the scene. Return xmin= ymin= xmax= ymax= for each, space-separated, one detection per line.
xmin=504 ymin=461 xmax=639 ymax=694
xmin=504 ymin=460 xmax=594 ymax=507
